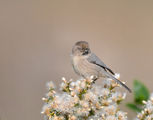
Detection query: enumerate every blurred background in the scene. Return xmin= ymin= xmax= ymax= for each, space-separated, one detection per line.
xmin=0 ymin=0 xmax=153 ymax=120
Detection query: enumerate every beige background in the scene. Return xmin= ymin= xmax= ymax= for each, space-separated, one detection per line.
xmin=0 ymin=0 xmax=153 ymax=120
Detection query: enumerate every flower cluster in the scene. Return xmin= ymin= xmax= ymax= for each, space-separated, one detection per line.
xmin=41 ymin=74 xmax=128 ymax=120
xmin=135 ymin=93 xmax=153 ymax=120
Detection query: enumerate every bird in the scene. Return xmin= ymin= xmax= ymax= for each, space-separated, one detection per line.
xmin=71 ymin=41 xmax=132 ymax=93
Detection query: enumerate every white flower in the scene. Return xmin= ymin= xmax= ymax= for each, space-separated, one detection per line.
xmin=114 ymin=73 xmax=120 ymax=79
xmin=116 ymin=111 xmax=127 ymax=120
xmin=46 ymin=81 xmax=55 ymax=89
xmin=105 ymin=115 xmax=117 ymax=120
xmin=42 ymin=76 xmax=128 ymax=120
xmin=136 ymin=92 xmax=153 ymax=120
xmin=62 ymin=77 xmax=66 ymax=82
xmin=104 ymin=104 xmax=117 ymax=115
xmin=41 ymin=104 xmax=50 ymax=114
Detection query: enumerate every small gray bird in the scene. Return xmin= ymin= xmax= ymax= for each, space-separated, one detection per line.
xmin=71 ymin=41 xmax=131 ymax=93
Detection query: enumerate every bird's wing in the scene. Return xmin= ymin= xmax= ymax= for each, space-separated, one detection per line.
xmin=87 ymin=53 xmax=132 ymax=93
xmin=87 ymin=53 xmax=115 ymax=75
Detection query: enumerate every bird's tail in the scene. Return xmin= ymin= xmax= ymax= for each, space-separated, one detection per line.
xmin=105 ymin=72 xmax=132 ymax=93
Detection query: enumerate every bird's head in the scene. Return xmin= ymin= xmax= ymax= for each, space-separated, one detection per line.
xmin=72 ymin=41 xmax=91 ymax=56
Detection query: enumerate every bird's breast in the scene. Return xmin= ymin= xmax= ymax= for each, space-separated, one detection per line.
xmin=72 ymin=56 xmax=101 ymax=78
xmin=72 ymin=56 xmax=83 ymax=75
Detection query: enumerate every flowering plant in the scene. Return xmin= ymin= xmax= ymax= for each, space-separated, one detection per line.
xmin=41 ymin=75 xmax=153 ymax=120
xmin=135 ymin=94 xmax=153 ymax=120
xmin=41 ymin=74 xmax=128 ymax=120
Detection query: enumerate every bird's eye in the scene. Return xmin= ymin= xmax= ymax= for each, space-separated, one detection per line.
xmin=82 ymin=49 xmax=89 ymax=55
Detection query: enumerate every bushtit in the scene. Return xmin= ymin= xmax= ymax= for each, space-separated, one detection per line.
xmin=71 ymin=41 xmax=131 ymax=93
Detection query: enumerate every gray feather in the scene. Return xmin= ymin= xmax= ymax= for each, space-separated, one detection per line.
xmin=104 ymin=71 xmax=132 ymax=93
xmin=87 ymin=53 xmax=115 ymax=75
xmin=87 ymin=53 xmax=132 ymax=93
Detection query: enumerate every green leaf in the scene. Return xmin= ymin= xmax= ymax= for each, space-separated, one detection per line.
xmin=89 ymin=109 xmax=95 ymax=116
xmin=134 ymin=80 xmax=150 ymax=104
xmin=126 ymin=103 xmax=141 ymax=112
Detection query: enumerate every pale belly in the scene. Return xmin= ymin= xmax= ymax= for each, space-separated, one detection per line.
xmin=72 ymin=56 xmax=102 ymax=78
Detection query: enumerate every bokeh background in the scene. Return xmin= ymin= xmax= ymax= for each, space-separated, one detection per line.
xmin=0 ymin=0 xmax=153 ymax=120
